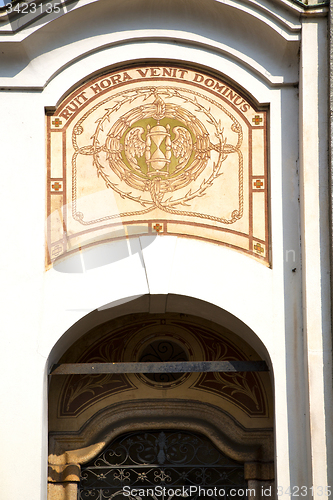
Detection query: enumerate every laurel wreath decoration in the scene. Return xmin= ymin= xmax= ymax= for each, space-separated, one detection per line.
xmin=71 ymin=86 xmax=243 ymax=225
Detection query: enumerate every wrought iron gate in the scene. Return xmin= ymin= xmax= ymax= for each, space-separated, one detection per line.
xmin=78 ymin=430 xmax=247 ymax=500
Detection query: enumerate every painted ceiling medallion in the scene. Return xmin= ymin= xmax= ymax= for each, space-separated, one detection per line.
xmin=137 ymin=337 xmax=190 ymax=386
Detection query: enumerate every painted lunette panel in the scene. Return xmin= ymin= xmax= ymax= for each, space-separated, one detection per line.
xmin=47 ymin=65 xmax=269 ymax=268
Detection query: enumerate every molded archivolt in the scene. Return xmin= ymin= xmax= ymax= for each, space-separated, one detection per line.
xmin=49 ymin=400 xmax=274 ymax=463
xmin=48 ymin=402 xmax=274 ymax=500
xmin=47 ymin=295 xmax=273 ymax=372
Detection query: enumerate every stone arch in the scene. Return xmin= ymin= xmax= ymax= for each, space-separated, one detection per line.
xmin=47 ymin=295 xmax=273 ymax=371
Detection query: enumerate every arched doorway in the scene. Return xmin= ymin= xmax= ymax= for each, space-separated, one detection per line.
xmin=48 ymin=304 xmax=274 ymax=500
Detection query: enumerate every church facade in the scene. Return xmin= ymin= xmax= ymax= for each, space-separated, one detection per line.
xmin=0 ymin=0 xmax=332 ymax=499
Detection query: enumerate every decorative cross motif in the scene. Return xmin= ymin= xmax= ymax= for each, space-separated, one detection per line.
xmin=52 ymin=118 xmax=62 ymax=127
xmin=254 ymin=179 xmax=263 ymax=189
xmin=52 ymin=244 xmax=63 ymax=257
xmin=252 ymin=115 xmax=262 ymax=125
xmin=153 ymin=223 xmax=163 ymax=233
xmin=51 ymin=181 xmax=62 ymax=191
xmin=254 ymin=243 xmax=264 ymax=254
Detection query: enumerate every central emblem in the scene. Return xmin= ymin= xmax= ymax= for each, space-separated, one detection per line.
xmin=103 ymin=91 xmax=214 ymax=211
xmin=122 ymin=94 xmax=194 ymax=179
xmin=127 ymin=122 xmax=190 ymax=175
xmin=72 ymin=86 xmax=243 ymax=224
xmin=121 ymin=94 xmax=193 ymax=177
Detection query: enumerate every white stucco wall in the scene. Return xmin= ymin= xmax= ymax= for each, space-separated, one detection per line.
xmin=0 ymin=0 xmax=331 ymax=499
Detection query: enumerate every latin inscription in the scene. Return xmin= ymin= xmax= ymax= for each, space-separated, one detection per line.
xmin=58 ymin=67 xmax=251 ymax=121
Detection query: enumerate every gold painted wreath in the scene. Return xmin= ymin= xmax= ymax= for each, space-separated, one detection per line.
xmin=72 ymin=87 xmax=243 ymax=224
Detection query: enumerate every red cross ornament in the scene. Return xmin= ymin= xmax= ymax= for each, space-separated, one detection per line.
xmin=52 ymin=118 xmax=62 ymax=127
xmin=52 ymin=244 xmax=63 ymax=257
xmin=252 ymin=115 xmax=262 ymax=125
xmin=254 ymin=243 xmax=264 ymax=254
xmin=52 ymin=181 xmax=62 ymax=191
xmin=254 ymin=180 xmax=263 ymax=189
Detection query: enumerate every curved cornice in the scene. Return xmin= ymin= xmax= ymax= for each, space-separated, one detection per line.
xmin=42 ymin=32 xmax=291 ymax=88
xmin=0 ymin=0 xmax=319 ymax=41
xmin=0 ymin=0 xmax=305 ymax=89
xmin=0 ymin=33 xmax=298 ymax=90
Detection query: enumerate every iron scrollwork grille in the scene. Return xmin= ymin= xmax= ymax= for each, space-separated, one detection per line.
xmin=78 ymin=430 xmax=247 ymax=500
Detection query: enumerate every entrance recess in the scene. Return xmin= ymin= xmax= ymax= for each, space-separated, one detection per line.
xmin=48 ymin=306 xmax=274 ymax=500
